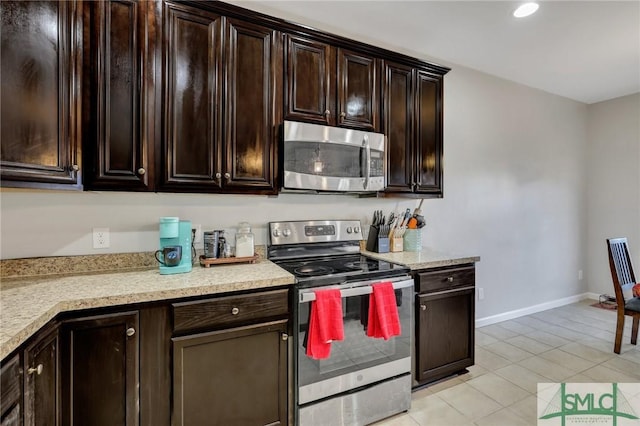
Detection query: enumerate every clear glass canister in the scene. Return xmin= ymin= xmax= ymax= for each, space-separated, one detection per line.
xmin=235 ymin=222 xmax=255 ymax=258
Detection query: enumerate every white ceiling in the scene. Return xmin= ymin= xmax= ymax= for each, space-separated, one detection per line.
xmin=229 ymin=0 xmax=640 ymax=104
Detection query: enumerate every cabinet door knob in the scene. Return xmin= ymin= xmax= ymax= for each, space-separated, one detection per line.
xmin=447 ymin=276 xmax=454 ymax=282
xmin=27 ymin=364 xmax=43 ymax=375
xmin=231 ymin=307 xmax=240 ymax=315
xmin=340 ymin=111 xmax=346 ymax=118
xmin=126 ymin=327 xmax=136 ymax=337
xmin=137 ymin=168 xmax=146 ymax=175
xmin=224 ymin=173 xmax=231 ymax=179
xmin=70 ymin=164 xmax=79 ymax=172
xmin=281 ymin=333 xmax=289 ymax=341
xmin=324 ymin=110 xmax=331 ymax=120
xmin=420 ymin=304 xmax=427 ymax=311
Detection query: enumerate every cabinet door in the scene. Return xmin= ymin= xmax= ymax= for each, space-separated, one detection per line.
xmin=172 ymin=320 xmax=288 ymax=426
xmin=24 ymin=327 xmax=59 ymax=426
xmin=224 ymin=19 xmax=281 ymax=193
xmin=414 ymin=71 xmax=443 ymax=195
xmin=61 ymin=311 xmax=139 ymax=426
xmin=161 ymin=2 xmax=223 ymax=191
xmin=0 ymin=1 xmax=81 ymax=189
xmin=285 ymin=35 xmax=334 ymax=125
xmin=1 ymin=354 xmax=21 ymax=424
xmin=383 ymin=61 xmax=414 ymax=193
xmin=337 ymin=49 xmax=379 ymax=131
xmin=0 ymin=406 xmax=20 ymax=426
xmin=82 ymin=0 xmax=155 ymax=191
xmin=416 ymin=288 xmax=474 ymax=384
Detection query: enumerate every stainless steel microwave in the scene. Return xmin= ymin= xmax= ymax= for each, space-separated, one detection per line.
xmin=282 ymin=121 xmax=386 ymax=193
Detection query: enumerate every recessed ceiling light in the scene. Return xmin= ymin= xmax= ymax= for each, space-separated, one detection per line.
xmin=513 ymin=2 xmax=539 ymax=18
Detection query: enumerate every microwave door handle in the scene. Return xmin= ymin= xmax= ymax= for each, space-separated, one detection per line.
xmin=299 ymin=279 xmax=413 ymax=303
xmin=363 ymin=135 xmax=370 ymax=190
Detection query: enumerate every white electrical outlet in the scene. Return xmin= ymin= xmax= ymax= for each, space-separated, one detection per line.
xmin=193 ymin=224 xmax=202 ymax=243
xmin=93 ymin=227 xmax=110 ymax=249
xmin=478 ymin=287 xmax=485 ymax=300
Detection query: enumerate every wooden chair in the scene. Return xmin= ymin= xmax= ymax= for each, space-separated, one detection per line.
xmin=606 ymin=238 xmax=640 ymax=354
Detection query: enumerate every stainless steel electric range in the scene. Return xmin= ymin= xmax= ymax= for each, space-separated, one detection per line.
xmin=267 ymin=220 xmax=414 ymax=426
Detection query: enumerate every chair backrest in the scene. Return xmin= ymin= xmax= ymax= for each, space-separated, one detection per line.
xmin=607 ymin=238 xmax=637 ymax=304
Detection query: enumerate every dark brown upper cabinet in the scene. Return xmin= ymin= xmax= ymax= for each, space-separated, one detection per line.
xmin=160 ymin=2 xmax=280 ymax=194
xmin=223 ymin=18 xmax=282 ymax=193
xmin=383 ymin=62 xmax=414 ymax=194
xmin=383 ymin=61 xmax=445 ymax=197
xmin=285 ymin=35 xmax=379 ymax=131
xmin=82 ymin=0 xmax=157 ymax=191
xmin=0 ymin=1 xmax=82 ymax=189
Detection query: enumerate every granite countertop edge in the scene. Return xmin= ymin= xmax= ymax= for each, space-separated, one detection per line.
xmin=0 ymin=260 xmax=295 ymax=360
xmin=0 ymin=248 xmax=480 ymax=360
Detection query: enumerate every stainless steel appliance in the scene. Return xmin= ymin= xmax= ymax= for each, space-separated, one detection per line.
xmin=282 ymin=121 xmax=386 ymax=193
xmin=268 ymin=220 xmax=413 ymax=426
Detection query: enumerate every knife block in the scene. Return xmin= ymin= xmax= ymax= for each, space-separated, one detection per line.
xmin=391 ymin=236 xmax=404 ymax=252
xmin=366 ymin=225 xmax=389 ymax=253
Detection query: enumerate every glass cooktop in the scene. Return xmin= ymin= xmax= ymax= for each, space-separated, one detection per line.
xmin=274 ymin=254 xmax=410 ymax=286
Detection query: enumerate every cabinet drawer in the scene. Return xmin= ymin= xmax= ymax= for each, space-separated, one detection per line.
xmin=417 ymin=265 xmax=475 ymax=294
xmin=172 ymin=289 xmax=289 ymax=334
xmin=0 ymin=354 xmax=21 ymax=418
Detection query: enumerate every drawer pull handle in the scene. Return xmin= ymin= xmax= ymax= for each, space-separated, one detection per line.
xmin=420 ymin=304 xmax=427 ymax=311
xmin=447 ymin=276 xmax=454 ymax=282
xmin=231 ymin=307 xmax=240 ymax=315
xmin=281 ymin=333 xmax=289 ymax=341
xmin=137 ymin=168 xmax=146 ymax=175
xmin=27 ymin=364 xmax=43 ymax=375
xmin=126 ymin=327 xmax=136 ymax=337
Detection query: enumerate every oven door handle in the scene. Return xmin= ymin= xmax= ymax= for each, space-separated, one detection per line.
xmin=299 ymin=278 xmax=413 ymax=303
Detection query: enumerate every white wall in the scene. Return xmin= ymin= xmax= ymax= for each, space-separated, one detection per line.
xmin=0 ymin=2 xmax=595 ymax=321
xmin=586 ymin=93 xmax=640 ymax=297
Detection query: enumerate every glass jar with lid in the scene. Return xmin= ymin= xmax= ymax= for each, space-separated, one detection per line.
xmin=235 ymin=222 xmax=255 ymax=258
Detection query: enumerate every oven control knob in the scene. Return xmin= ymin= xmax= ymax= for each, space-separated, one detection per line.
xmin=273 ymin=229 xmax=280 ymax=237
xmin=346 ymin=227 xmax=353 ymax=234
xmin=282 ymin=229 xmax=291 ymax=237
xmin=354 ymin=227 xmax=361 ymax=234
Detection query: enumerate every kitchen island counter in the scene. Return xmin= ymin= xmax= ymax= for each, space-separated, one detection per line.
xmin=0 ymin=259 xmax=294 ymax=360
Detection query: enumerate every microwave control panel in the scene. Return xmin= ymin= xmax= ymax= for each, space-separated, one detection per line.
xmin=370 ymin=150 xmax=384 ymax=177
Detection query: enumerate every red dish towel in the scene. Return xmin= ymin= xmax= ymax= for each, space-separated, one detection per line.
xmin=367 ymin=282 xmax=401 ymax=340
xmin=306 ymin=289 xmax=344 ymax=359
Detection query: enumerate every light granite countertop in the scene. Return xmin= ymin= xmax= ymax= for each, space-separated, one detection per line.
xmin=364 ymin=247 xmax=480 ymax=270
xmin=0 ymin=247 xmax=479 ymax=360
xmin=0 ymin=258 xmax=294 ymax=360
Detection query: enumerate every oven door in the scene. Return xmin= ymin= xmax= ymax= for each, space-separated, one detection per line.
xmin=296 ymin=277 xmax=413 ymax=405
xmin=283 ymin=120 xmax=385 ymax=192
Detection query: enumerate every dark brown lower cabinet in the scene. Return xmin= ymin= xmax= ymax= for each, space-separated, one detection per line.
xmin=24 ymin=325 xmax=59 ymax=426
xmin=0 ymin=406 xmax=20 ymax=426
xmin=60 ymin=311 xmax=139 ymax=426
xmin=1 ymin=354 xmax=22 ymax=426
xmin=2 ymin=287 xmax=291 ymax=426
xmin=172 ymin=320 xmax=288 ymax=426
xmin=414 ymin=265 xmax=475 ymax=386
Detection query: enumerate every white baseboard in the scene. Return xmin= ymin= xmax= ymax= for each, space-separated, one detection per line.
xmin=584 ymin=292 xmax=603 ymax=301
xmin=475 ymin=293 xmax=593 ymax=328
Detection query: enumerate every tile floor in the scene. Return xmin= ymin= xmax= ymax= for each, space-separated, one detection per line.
xmin=375 ymin=299 xmax=640 ymax=426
